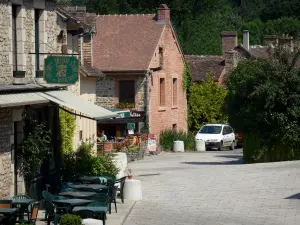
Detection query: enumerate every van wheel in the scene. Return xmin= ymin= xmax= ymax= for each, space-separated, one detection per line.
xmin=229 ymin=141 xmax=235 ymax=150
xmin=218 ymin=141 xmax=223 ymax=151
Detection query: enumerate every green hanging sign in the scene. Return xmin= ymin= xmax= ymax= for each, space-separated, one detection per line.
xmin=44 ymin=56 xmax=79 ymax=84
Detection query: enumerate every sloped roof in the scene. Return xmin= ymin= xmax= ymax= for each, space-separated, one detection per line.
xmin=93 ymin=14 xmax=165 ymax=71
xmin=62 ymin=6 xmax=97 ymax=28
xmin=185 ymin=55 xmax=225 ymax=82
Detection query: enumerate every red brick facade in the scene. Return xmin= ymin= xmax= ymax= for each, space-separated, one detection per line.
xmin=149 ymin=25 xmax=188 ymax=138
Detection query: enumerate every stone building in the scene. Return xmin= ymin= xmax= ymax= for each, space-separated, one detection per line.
xmin=93 ymin=4 xmax=188 ymax=139
xmin=0 ymin=0 xmax=115 ymax=199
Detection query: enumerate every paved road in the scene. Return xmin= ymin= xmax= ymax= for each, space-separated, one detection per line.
xmin=124 ymin=149 xmax=300 ymax=225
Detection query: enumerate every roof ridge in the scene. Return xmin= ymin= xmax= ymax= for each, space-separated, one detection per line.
xmin=185 ymin=55 xmax=223 ymax=58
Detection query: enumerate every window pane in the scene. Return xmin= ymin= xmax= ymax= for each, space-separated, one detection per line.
xmin=119 ymin=80 xmax=135 ymax=104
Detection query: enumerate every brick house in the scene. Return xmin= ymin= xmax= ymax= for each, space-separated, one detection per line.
xmin=93 ymin=4 xmax=188 ymax=139
xmin=0 ymin=0 xmax=115 ymax=199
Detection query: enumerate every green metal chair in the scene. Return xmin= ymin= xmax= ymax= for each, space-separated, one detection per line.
xmin=12 ymin=195 xmax=32 ymax=221
xmin=114 ymin=176 xmax=127 ymax=203
xmin=42 ymin=190 xmax=67 ymax=220
xmin=15 ymin=202 xmax=40 ymax=225
xmin=44 ymin=200 xmax=69 ymax=225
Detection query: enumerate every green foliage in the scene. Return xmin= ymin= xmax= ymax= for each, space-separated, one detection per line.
xmin=57 ymin=0 xmax=72 ymax=6
xmin=60 ymin=214 xmax=82 ymax=225
xmin=188 ymin=76 xmax=228 ymax=131
xmin=159 ymin=129 xmax=195 ymax=151
xmin=66 ymin=0 xmax=300 ymax=55
xmin=182 ymin=62 xmax=192 ymax=99
xmin=226 ymin=48 xmax=300 ymax=162
xmin=18 ymin=118 xmax=51 ymax=191
xmin=61 ymin=141 xmax=119 ymax=180
xmin=60 ymin=108 xmax=76 ymax=155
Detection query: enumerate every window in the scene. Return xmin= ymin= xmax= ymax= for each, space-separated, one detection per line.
xmin=119 ymin=80 xmax=135 ymax=104
xmin=222 ymin=126 xmax=232 ymax=135
xmin=79 ymin=130 xmax=83 ymax=141
xmin=12 ymin=5 xmax=19 ymax=71
xmin=172 ymin=78 xmax=177 ymax=105
xmin=159 ymin=47 xmax=164 ymax=68
xmin=199 ymin=125 xmax=222 ymax=134
xmin=35 ymin=9 xmax=42 ymax=71
xmin=172 ymin=124 xmax=177 ymax=130
xmin=159 ymin=78 xmax=165 ymax=106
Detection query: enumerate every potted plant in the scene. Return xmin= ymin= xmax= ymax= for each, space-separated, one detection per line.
xmin=103 ymin=141 xmax=113 ymax=151
xmin=127 ymin=168 xmax=133 ymax=179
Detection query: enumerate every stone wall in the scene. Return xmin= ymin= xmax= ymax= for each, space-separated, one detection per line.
xmin=95 ymin=76 xmax=115 ymax=108
xmin=0 ymin=108 xmax=13 ymax=199
xmin=0 ymin=3 xmax=13 ymax=84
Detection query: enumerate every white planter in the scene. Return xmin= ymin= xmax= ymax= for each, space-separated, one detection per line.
xmin=195 ymin=140 xmax=206 ymax=151
xmin=173 ymin=140 xmax=184 ymax=152
xmin=123 ymin=179 xmax=142 ymax=200
xmin=113 ymin=152 xmax=128 ymax=179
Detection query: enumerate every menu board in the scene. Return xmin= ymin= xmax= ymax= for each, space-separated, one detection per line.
xmin=147 ymin=136 xmax=157 ymax=152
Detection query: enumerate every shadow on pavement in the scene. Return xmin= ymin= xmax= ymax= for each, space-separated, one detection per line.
xmin=215 ymin=155 xmax=243 ymax=159
xmin=285 ymin=193 xmax=300 ymax=199
xmin=137 ymin=173 xmax=161 ymax=177
xmin=181 ymin=158 xmax=244 ymax=165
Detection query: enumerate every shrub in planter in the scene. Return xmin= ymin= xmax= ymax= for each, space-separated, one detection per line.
xmin=160 ymin=129 xmax=195 ymax=151
xmin=60 ymin=214 xmax=82 ymax=225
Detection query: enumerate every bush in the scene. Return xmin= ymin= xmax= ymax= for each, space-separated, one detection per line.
xmin=60 ymin=214 xmax=82 ymax=225
xmin=61 ymin=141 xmax=119 ymax=180
xmin=160 ymin=129 xmax=195 ymax=151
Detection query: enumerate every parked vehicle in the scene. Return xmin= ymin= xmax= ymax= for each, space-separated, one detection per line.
xmin=236 ymin=132 xmax=243 ymax=148
xmin=195 ymin=124 xmax=235 ymax=151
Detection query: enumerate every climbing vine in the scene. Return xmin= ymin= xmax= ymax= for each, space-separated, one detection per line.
xmin=18 ymin=117 xmax=51 ymax=193
xmin=182 ymin=61 xmax=192 ymax=100
xmin=60 ymin=108 xmax=76 ymax=155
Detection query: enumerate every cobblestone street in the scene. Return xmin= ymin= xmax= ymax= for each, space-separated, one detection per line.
xmin=124 ymin=150 xmax=300 ymax=225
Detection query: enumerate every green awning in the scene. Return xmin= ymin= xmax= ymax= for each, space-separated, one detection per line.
xmin=98 ymin=108 xmax=130 ymax=121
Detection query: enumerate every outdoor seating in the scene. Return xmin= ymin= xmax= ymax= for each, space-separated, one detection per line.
xmin=15 ymin=201 xmax=40 ymax=225
xmin=61 ymin=187 xmax=78 ymax=192
xmin=115 ymin=176 xmax=127 ymax=203
xmin=42 ymin=190 xmax=67 ymax=220
xmin=44 ymin=200 xmax=69 ymax=225
xmin=12 ymin=195 xmax=33 ymax=221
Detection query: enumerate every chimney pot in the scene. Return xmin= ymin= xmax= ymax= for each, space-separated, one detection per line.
xmin=243 ymin=30 xmax=249 ymax=50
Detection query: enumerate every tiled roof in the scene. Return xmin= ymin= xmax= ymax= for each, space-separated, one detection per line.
xmin=62 ymin=6 xmax=97 ymax=27
xmin=185 ymin=55 xmax=225 ymax=82
xmin=80 ymin=61 xmax=105 ymax=77
xmin=93 ymin=14 xmax=165 ymax=71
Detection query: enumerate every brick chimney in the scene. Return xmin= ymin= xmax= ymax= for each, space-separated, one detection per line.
xmin=221 ymin=31 xmax=238 ymax=58
xmin=157 ymin=4 xmax=170 ymax=22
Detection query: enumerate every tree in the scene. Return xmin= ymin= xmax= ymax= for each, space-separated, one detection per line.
xmin=188 ymin=76 xmax=228 ymax=131
xmin=225 ymin=45 xmax=300 ymax=162
xmin=57 ymin=0 xmax=72 ymax=6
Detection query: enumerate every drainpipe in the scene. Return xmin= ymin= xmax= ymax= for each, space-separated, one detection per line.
xmin=144 ymin=70 xmax=151 ymax=133
xmin=80 ymin=35 xmax=84 ymax=65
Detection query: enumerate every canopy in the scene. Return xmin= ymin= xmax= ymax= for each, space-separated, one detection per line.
xmin=37 ymin=90 xmax=117 ymax=120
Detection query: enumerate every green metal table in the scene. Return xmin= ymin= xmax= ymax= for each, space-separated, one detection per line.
xmin=52 ymin=198 xmax=95 ymax=207
xmin=0 ymin=208 xmax=19 ymax=225
xmin=12 ymin=198 xmax=34 ymax=221
xmin=70 ymin=184 xmax=108 ymax=191
xmin=59 ymin=191 xmax=96 ymax=199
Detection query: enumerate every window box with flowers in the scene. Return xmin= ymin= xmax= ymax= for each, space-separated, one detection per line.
xmin=115 ymin=102 xmax=135 ymax=109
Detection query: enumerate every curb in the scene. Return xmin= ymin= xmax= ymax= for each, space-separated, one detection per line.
xmin=121 ymin=201 xmax=137 ymax=225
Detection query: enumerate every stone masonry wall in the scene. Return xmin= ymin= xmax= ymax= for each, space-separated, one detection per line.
xmin=0 ymin=3 xmax=13 ymax=84
xmin=95 ymin=76 xmax=115 ymax=108
xmin=0 ymin=108 xmax=13 ymax=199
xmin=149 ymin=24 xmax=188 ymax=139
